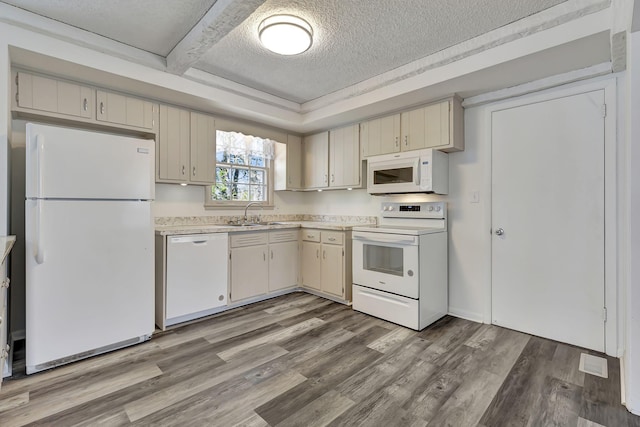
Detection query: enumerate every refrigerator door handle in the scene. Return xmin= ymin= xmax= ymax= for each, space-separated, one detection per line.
xmin=34 ymin=200 xmax=44 ymax=264
xmin=35 ymin=133 xmax=44 ymax=198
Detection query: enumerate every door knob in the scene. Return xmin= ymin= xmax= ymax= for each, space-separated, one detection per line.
xmin=495 ymin=228 xmax=504 ymax=236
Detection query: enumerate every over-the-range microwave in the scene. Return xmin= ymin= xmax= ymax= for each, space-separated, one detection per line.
xmin=367 ymin=149 xmax=448 ymax=195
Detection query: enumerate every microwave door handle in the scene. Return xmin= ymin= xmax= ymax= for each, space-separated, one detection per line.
xmin=414 ymin=158 xmax=421 ymax=186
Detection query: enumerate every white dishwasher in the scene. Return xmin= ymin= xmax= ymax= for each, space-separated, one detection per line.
xmin=166 ymin=233 xmax=228 ymax=321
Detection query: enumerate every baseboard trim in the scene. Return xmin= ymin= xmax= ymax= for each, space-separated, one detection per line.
xmin=448 ymin=307 xmax=484 ymax=323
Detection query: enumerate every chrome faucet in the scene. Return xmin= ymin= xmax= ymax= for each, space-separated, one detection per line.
xmin=244 ymin=202 xmax=263 ymax=222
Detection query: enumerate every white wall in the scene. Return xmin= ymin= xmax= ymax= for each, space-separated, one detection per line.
xmin=625 ymin=30 xmax=640 ymax=416
xmin=0 ymin=31 xmax=9 ymax=235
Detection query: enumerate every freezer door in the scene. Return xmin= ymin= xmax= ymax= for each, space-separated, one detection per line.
xmin=25 ymin=199 xmax=154 ymax=371
xmin=26 ymin=123 xmax=154 ymax=200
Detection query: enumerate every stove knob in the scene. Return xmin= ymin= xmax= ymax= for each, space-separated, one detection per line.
xmin=436 ymin=206 xmax=441 ymax=212
xmin=388 ymin=206 xmax=394 ymax=211
xmin=428 ymin=206 xmax=434 ymax=212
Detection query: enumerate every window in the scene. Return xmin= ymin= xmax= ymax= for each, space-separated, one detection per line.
xmin=207 ymin=131 xmax=275 ymax=207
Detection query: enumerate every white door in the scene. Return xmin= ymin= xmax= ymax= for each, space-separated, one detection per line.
xmin=26 ymin=123 xmax=154 ymax=200
xmin=491 ymin=90 xmax=605 ymax=351
xmin=25 ymin=199 xmax=154 ymax=372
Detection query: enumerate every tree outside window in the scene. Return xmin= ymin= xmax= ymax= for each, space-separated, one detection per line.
xmin=209 ymin=131 xmax=273 ymax=205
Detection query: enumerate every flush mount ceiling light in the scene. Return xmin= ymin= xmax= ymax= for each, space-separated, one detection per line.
xmin=258 ymin=15 xmax=313 ymax=55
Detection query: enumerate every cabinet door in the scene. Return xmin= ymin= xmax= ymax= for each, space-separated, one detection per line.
xmin=158 ymin=105 xmax=190 ymax=182
xmin=401 ymin=106 xmax=427 ymax=151
xmin=230 ymin=245 xmax=269 ymax=301
xmin=329 ymin=124 xmax=361 ymax=188
xmin=321 ymin=244 xmax=344 ymax=297
xmin=190 ymin=112 xmax=216 ymax=184
xmin=269 ymin=241 xmax=299 ymax=291
xmin=303 ymin=132 xmax=329 ymax=189
xmin=301 ymin=241 xmax=322 ymax=290
xmin=17 ymin=72 xmax=93 ymax=119
xmin=424 ymin=100 xmax=451 ymax=149
xmin=96 ymin=90 xmax=156 ymax=130
xmin=286 ymin=134 xmax=303 ymax=189
xmin=361 ymin=114 xmax=400 ymax=157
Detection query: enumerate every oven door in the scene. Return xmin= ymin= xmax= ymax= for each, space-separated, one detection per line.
xmin=352 ymin=231 xmax=420 ymax=298
xmin=367 ymin=157 xmax=420 ymax=194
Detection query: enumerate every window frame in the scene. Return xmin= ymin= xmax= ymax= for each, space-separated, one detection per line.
xmin=204 ymin=131 xmax=275 ymax=209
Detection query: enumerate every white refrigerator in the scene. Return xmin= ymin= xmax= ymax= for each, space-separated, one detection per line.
xmin=25 ymin=123 xmax=155 ymax=374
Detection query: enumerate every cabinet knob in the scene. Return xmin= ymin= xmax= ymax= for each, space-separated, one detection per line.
xmin=192 ymin=166 xmax=196 ymax=177
xmin=182 ymin=165 xmax=186 ymax=176
xmin=100 ymin=101 xmax=105 ymax=115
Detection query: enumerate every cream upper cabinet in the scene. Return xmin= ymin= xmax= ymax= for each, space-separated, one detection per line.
xmin=400 ymin=99 xmax=453 ymax=151
xmin=329 ymin=124 xmax=361 ymax=189
xmin=15 ymin=72 xmax=94 ymax=120
xmin=361 ymin=96 xmax=464 ymax=156
xmin=96 ymin=90 xmax=157 ymax=131
xmin=361 ymin=113 xmax=401 ymax=157
xmin=302 ymin=131 xmax=329 ymax=189
xmin=275 ymin=134 xmax=303 ymax=191
xmin=158 ymin=105 xmax=190 ymax=182
xmin=157 ymin=106 xmax=216 ymax=185
xmin=190 ymin=112 xmax=216 ymax=184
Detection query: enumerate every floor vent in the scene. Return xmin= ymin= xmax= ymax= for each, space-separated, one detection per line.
xmin=579 ymin=353 xmax=608 ymax=378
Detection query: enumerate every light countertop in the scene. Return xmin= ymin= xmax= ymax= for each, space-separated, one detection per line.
xmin=156 ymin=221 xmax=362 ymax=236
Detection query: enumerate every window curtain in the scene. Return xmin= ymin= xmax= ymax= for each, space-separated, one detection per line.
xmin=221 ymin=131 xmax=275 ymax=159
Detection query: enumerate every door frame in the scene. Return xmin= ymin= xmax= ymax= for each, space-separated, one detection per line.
xmin=481 ymin=77 xmax=619 ymax=356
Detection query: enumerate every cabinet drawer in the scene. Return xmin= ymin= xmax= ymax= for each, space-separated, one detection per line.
xmin=230 ymin=232 xmax=268 ymax=248
xmin=322 ymin=231 xmax=343 ymax=245
xmin=301 ymin=229 xmax=321 ymax=242
xmin=269 ymin=230 xmax=298 ymax=243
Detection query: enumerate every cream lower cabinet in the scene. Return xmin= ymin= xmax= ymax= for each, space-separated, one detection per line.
xmin=230 ymin=230 xmax=299 ymax=302
xmin=0 ymin=237 xmax=16 ymax=389
xmin=301 ymin=240 xmax=322 ymax=291
xmin=301 ymin=230 xmax=352 ymax=301
xmin=230 ymin=232 xmax=269 ymax=302
xmin=268 ymin=230 xmax=299 ymax=291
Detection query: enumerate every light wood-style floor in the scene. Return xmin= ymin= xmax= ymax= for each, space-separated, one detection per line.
xmin=0 ymin=292 xmax=638 ymax=427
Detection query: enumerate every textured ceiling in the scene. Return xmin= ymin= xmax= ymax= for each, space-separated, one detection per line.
xmin=2 ymin=0 xmax=573 ymax=103
xmin=0 ymin=0 xmax=217 ymax=56
xmin=195 ymin=0 xmax=566 ymax=103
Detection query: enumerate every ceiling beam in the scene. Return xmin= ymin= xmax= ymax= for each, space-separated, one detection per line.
xmin=166 ymin=0 xmax=265 ymax=75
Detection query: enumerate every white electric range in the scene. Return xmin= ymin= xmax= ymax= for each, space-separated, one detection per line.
xmin=351 ymin=201 xmax=448 ymax=330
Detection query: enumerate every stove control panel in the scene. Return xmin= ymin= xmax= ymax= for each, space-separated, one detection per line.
xmin=381 ymin=202 xmax=446 ymax=219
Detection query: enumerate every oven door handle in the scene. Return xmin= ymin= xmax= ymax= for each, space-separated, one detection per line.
xmin=352 ymin=232 xmax=418 ymax=245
